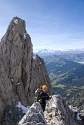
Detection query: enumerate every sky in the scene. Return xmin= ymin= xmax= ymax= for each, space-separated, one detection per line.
xmin=0 ymin=0 xmax=84 ymax=50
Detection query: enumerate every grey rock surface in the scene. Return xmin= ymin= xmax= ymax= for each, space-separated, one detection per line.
xmin=2 ymin=95 xmax=83 ymax=125
xmin=18 ymin=102 xmax=47 ymax=125
xmin=44 ymin=95 xmax=78 ymax=125
xmin=0 ymin=17 xmax=51 ymax=123
xmin=2 ymin=106 xmax=24 ymax=125
xmin=18 ymin=95 xmax=83 ymax=125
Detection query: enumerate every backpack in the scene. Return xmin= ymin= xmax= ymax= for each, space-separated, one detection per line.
xmin=35 ymin=87 xmax=42 ymax=102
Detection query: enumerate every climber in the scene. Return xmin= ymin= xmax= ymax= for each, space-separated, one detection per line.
xmin=37 ymin=85 xmax=49 ymax=112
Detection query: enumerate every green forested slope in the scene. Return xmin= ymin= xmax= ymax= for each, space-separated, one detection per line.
xmin=43 ymin=55 xmax=84 ymax=109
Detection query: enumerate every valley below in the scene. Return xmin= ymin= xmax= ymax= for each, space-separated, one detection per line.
xmin=42 ymin=54 xmax=84 ymax=109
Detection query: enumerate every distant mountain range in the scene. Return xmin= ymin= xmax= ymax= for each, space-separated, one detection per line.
xmin=34 ymin=49 xmax=84 ymax=64
xmin=34 ymin=48 xmax=84 ymax=56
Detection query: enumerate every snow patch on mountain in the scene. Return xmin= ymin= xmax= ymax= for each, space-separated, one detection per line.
xmin=16 ymin=101 xmax=30 ymax=113
xmin=33 ymin=48 xmax=84 ymax=56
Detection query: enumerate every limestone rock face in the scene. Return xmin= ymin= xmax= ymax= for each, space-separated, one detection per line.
xmin=0 ymin=17 xmax=51 ymax=123
xmin=18 ymin=102 xmax=47 ymax=125
xmin=18 ymin=95 xmax=82 ymax=125
xmin=44 ymin=95 xmax=75 ymax=125
xmin=2 ymin=106 xmax=24 ymax=125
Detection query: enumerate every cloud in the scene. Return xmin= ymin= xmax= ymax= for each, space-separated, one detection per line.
xmin=31 ymin=33 xmax=70 ymax=49
xmin=0 ymin=9 xmax=25 ymax=16
xmin=0 ymin=26 xmax=7 ymax=40
xmin=31 ymin=33 xmax=71 ymax=42
xmin=30 ymin=32 xmax=84 ymax=50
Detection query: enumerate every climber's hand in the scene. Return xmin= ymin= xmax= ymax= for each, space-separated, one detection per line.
xmin=39 ymin=99 xmax=42 ymax=103
xmin=49 ymin=96 xmax=52 ymax=99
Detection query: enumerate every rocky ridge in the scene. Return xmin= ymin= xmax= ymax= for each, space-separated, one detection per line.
xmin=44 ymin=95 xmax=75 ymax=125
xmin=18 ymin=102 xmax=46 ymax=125
xmin=2 ymin=95 xmax=84 ymax=125
xmin=18 ymin=95 xmax=83 ymax=125
xmin=0 ymin=17 xmax=51 ymax=123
